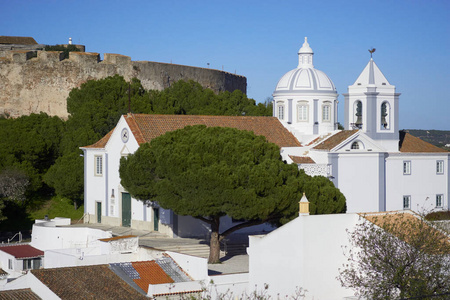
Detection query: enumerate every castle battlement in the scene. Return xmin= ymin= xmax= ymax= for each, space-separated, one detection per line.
xmin=0 ymin=45 xmax=247 ymax=119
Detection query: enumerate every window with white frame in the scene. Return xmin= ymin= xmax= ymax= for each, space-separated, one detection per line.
xmin=95 ymin=155 xmax=103 ymax=176
xmin=322 ymin=104 xmax=331 ymax=122
xmin=436 ymin=160 xmax=444 ymax=174
xmin=297 ymin=103 xmax=308 ymax=122
xmin=351 ymin=141 xmax=359 ymax=149
xmin=403 ymin=161 xmax=411 ymax=175
xmin=436 ymin=194 xmax=443 ymax=207
xmin=403 ymin=195 xmax=411 ymax=209
xmin=277 ymin=105 xmax=285 ymax=120
xmin=23 ymin=258 xmax=41 ymax=270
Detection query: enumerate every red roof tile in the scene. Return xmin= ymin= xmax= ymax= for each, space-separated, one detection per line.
xmin=31 ymin=265 xmax=146 ymax=300
xmin=313 ymin=130 xmax=359 ymax=151
xmin=0 ymin=244 xmax=43 ymax=259
xmin=81 ymin=129 xmax=114 ymax=149
xmin=289 ymin=155 xmax=315 ymax=164
xmin=83 ymin=114 xmax=301 ymax=149
xmin=0 ymin=288 xmax=42 ymax=300
xmin=132 ymin=261 xmax=174 ymax=292
xmin=0 ymin=36 xmax=38 ymax=45
xmin=399 ymin=131 xmax=448 ymax=153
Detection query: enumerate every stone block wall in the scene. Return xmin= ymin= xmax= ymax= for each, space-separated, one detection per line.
xmin=0 ymin=50 xmax=247 ymax=119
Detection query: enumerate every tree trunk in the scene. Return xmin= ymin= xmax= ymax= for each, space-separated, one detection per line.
xmin=208 ymin=216 xmax=221 ymax=264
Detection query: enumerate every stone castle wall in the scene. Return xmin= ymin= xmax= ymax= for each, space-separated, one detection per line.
xmin=0 ymin=50 xmax=247 ymax=119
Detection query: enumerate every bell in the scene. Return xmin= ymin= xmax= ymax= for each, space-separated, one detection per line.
xmin=381 ymin=116 xmax=387 ymax=128
xmin=355 ymin=115 xmax=362 ymax=128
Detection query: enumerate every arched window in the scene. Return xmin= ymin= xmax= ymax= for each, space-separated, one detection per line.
xmin=297 ymin=102 xmax=309 ymax=122
xmin=351 ymin=140 xmax=364 ymax=150
xmin=351 ymin=142 xmax=359 ymax=149
xmin=381 ymin=102 xmax=390 ymax=129
xmin=322 ymin=103 xmax=331 ymax=122
xmin=277 ymin=105 xmax=284 ymax=120
xmin=353 ymin=101 xmax=363 ymax=129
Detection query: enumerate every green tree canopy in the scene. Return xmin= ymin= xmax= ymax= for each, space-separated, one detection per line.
xmin=0 ymin=113 xmax=64 ymax=195
xmin=120 ymin=125 xmax=345 ymax=263
xmin=47 ymin=76 xmax=272 ymax=205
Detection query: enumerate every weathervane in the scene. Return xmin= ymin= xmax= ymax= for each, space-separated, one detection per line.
xmin=368 ymin=48 xmax=376 ymax=58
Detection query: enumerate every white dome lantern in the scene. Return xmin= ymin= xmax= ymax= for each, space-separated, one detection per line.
xmin=274 ymin=37 xmax=336 ymax=95
xmin=273 ymin=38 xmax=338 ymax=141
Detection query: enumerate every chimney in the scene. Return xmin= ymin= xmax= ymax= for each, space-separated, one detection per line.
xmin=299 ymin=192 xmax=310 ymax=216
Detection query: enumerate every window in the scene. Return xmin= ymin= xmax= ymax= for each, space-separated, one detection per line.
xmin=297 ymin=103 xmax=308 ymax=122
xmin=403 ymin=195 xmax=411 ymax=209
xmin=436 ymin=194 xmax=443 ymax=207
xmin=322 ymin=104 xmax=331 ymax=122
xmin=95 ymin=156 xmax=103 ymax=176
xmin=351 ymin=142 xmax=359 ymax=149
xmin=403 ymin=161 xmax=411 ymax=175
xmin=8 ymin=259 xmax=12 ymax=270
xmin=436 ymin=160 xmax=444 ymax=174
xmin=22 ymin=258 xmax=40 ymax=270
xmin=277 ymin=105 xmax=284 ymax=120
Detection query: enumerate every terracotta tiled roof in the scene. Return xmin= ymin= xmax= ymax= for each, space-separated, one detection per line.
xmin=360 ymin=211 xmax=450 ymax=249
xmin=0 ymin=36 xmax=37 ymax=45
xmin=132 ymin=261 xmax=174 ymax=292
xmin=0 ymin=244 xmax=43 ymax=259
xmin=81 ymin=129 xmax=114 ymax=149
xmin=313 ymin=130 xmax=358 ymax=151
xmin=84 ymin=114 xmax=301 ymax=149
xmin=31 ymin=265 xmax=147 ymax=300
xmin=0 ymin=288 xmax=42 ymax=300
xmin=129 ymin=114 xmax=301 ymax=147
xmin=289 ymin=155 xmax=315 ymax=164
xmin=399 ymin=131 xmax=448 ymax=153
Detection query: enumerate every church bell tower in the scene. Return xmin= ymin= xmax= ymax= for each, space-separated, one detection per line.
xmin=343 ymin=57 xmax=401 ymax=151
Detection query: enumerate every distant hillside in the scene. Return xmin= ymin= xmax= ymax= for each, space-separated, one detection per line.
xmin=406 ymin=129 xmax=450 ymax=151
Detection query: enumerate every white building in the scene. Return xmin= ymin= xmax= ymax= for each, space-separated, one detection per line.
xmin=274 ymin=38 xmax=449 ymax=214
xmin=80 ymin=115 xmax=297 ymax=235
xmin=81 ymin=38 xmax=449 ymax=235
xmin=247 ymin=207 xmax=447 ymax=299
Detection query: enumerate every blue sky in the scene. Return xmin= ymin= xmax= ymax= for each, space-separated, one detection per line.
xmin=2 ymin=0 xmax=449 ymax=130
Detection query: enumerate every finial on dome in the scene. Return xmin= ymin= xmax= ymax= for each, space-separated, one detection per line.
xmin=298 ymin=37 xmax=314 ymax=68
xmin=369 ymin=48 xmax=376 ymax=58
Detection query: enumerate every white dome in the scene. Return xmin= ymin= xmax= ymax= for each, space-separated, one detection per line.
xmin=274 ymin=37 xmax=337 ymax=96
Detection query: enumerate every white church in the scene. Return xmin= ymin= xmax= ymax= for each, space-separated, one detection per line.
xmin=81 ymin=38 xmax=449 ymax=236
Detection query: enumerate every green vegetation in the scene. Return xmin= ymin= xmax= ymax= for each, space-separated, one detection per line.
xmin=44 ymin=44 xmax=80 ymax=59
xmin=0 ymin=76 xmax=273 ymax=232
xmin=120 ymin=125 xmax=346 ymax=263
xmin=29 ymin=196 xmax=84 ymax=222
xmin=407 ymin=129 xmax=450 ymax=151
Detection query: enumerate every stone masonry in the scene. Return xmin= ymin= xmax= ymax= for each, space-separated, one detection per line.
xmin=0 ymin=50 xmax=247 ymax=119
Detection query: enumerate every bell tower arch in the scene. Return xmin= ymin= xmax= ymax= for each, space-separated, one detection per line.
xmin=343 ymin=58 xmax=401 ymax=151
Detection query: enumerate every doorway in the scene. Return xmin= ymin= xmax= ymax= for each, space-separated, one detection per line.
xmin=122 ymin=193 xmax=131 ymax=227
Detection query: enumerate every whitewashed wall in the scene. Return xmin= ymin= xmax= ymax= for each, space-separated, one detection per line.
xmin=386 ymin=153 xmax=449 ymax=212
xmin=248 ymin=213 xmax=359 ymax=299
xmin=331 ymin=152 xmax=385 ymax=213
xmin=31 ymin=222 xmax=111 ymax=251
